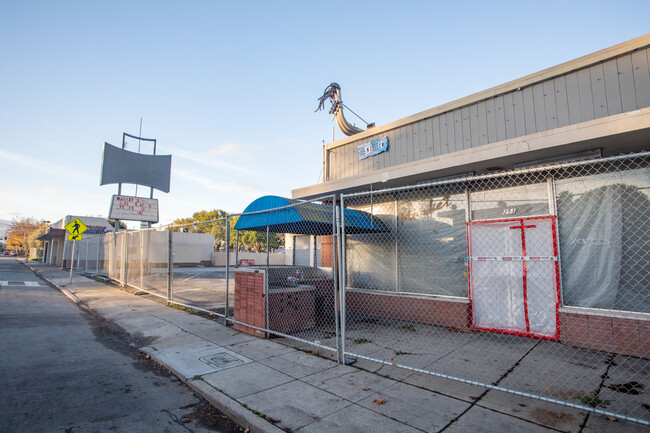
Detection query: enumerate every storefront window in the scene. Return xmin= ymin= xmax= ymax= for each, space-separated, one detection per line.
xmin=346 ymin=192 xmax=468 ymax=298
xmin=470 ymin=182 xmax=549 ymax=220
xmin=556 ymin=168 xmax=650 ymax=314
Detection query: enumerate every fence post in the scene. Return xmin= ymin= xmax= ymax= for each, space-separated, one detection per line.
xmin=95 ymin=236 xmax=100 ymax=275
xmin=69 ymin=240 xmax=75 ymax=285
xmin=394 ymin=197 xmax=399 ymax=292
xmin=167 ymin=226 xmax=173 ymax=302
xmin=265 ymin=226 xmax=270 ymax=339
xmin=140 ymin=230 xmax=144 ymax=291
xmin=333 ymin=194 xmax=342 ymax=364
xmin=123 ymin=232 xmax=128 ymax=288
xmin=235 ymin=230 xmax=239 ymax=268
xmin=338 ymin=196 xmax=349 ymax=362
xmin=224 ymin=217 xmax=230 ymax=326
xmin=84 ymin=240 xmax=89 ymax=271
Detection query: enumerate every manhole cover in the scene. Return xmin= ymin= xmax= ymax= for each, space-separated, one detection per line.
xmin=199 ymin=351 xmax=247 ymax=371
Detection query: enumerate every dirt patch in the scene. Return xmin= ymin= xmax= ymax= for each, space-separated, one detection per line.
xmin=182 ymin=400 xmax=248 ymax=432
xmin=529 ymin=407 xmax=578 ymax=429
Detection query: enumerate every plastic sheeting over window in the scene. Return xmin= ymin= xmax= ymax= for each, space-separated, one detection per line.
xmin=346 ymin=192 xmax=468 ymax=297
xmin=556 ymin=168 xmax=650 ymax=313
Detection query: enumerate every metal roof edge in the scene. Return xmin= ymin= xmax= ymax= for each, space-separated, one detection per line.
xmin=325 ymin=33 xmax=650 ymax=151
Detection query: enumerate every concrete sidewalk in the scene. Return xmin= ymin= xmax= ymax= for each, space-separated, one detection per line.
xmin=24 ymin=261 xmax=644 ymax=433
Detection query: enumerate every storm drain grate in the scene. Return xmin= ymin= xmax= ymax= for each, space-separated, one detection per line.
xmin=199 ymin=351 xmax=250 ymax=371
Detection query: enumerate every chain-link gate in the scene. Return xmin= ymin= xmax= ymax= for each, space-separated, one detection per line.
xmin=339 ymin=152 xmax=649 ymax=425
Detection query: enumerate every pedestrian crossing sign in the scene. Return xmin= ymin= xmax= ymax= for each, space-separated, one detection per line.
xmin=68 ymin=233 xmax=83 ymax=241
xmin=65 ymin=218 xmax=88 ymax=236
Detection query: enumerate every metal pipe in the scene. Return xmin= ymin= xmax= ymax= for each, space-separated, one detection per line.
xmin=122 ymin=232 xmax=128 ymax=288
xmin=95 ymin=235 xmax=100 ymax=275
xmin=167 ymin=227 xmax=173 ymax=302
xmin=140 ymin=230 xmax=144 ymax=290
xmin=339 ymin=195 xmax=347 ymax=360
xmin=235 ymin=230 xmax=239 ymax=268
xmin=332 ymin=194 xmax=342 ymax=363
xmin=84 ymin=240 xmax=89 ymax=271
xmin=69 ymin=240 xmax=75 ymax=285
xmin=394 ymin=197 xmax=399 ymax=293
xmin=224 ymin=217 xmax=230 ymax=326
xmin=265 ymin=226 xmax=270 ymax=339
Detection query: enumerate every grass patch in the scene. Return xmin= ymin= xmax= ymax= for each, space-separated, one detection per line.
xmin=168 ymin=303 xmax=193 ymax=313
xmin=191 ymin=375 xmax=203 ymax=381
xmin=576 ymin=393 xmax=611 ymax=408
xmin=353 ymin=338 xmax=372 ymax=344
xmin=242 ymin=403 xmax=267 ymax=419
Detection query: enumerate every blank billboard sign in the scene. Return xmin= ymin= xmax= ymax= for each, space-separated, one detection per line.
xmin=100 ymin=142 xmax=172 ymax=193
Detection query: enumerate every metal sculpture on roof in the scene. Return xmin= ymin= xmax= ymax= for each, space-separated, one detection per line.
xmin=315 ymin=83 xmax=370 ymax=137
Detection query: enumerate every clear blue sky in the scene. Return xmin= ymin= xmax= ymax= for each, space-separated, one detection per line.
xmin=1 ymin=1 xmax=648 ymax=227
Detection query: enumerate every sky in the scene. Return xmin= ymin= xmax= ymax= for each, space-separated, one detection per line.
xmin=1 ymin=1 xmax=649 ymax=228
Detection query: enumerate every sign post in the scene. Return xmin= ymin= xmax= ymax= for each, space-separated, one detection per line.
xmin=65 ymin=218 xmax=88 ymax=284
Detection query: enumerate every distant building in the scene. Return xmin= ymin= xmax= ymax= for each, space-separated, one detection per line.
xmin=37 ymin=216 xmax=113 ymax=267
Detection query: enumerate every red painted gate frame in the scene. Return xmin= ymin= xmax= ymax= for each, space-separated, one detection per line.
xmin=466 ymin=215 xmax=561 ymax=341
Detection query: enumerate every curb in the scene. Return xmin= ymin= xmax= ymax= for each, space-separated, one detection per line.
xmin=141 ymin=347 xmax=282 ymax=433
xmin=189 ymin=379 xmax=284 ymax=433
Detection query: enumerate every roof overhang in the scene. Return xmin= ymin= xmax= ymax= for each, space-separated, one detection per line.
xmin=36 ymin=228 xmax=66 ymax=241
xmin=293 ymin=108 xmax=650 ymax=200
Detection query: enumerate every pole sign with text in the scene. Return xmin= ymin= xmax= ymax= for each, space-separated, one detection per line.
xmin=109 ymin=195 xmax=159 ymax=223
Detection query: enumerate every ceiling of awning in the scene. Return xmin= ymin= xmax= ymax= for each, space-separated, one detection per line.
xmin=233 ymin=195 xmax=390 ymax=235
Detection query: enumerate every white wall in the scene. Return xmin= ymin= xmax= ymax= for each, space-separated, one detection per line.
xmin=212 ymin=251 xmax=285 ymax=266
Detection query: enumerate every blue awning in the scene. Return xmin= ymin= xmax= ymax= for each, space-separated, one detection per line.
xmin=233 ymin=195 xmax=390 ymax=235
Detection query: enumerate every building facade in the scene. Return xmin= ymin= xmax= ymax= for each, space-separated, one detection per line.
xmin=293 ymin=35 xmax=650 ymax=356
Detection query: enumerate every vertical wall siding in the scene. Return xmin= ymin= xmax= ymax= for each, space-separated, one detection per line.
xmin=328 ymin=47 xmax=650 ymax=181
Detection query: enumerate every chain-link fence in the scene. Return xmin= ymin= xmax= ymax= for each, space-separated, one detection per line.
xmin=60 ymin=152 xmax=648 ymax=425
xmin=340 ymin=152 xmax=649 ymax=424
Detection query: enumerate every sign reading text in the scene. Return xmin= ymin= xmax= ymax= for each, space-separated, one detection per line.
xmin=358 ymin=137 xmax=389 ymax=160
xmin=109 ymin=195 xmax=159 ymax=223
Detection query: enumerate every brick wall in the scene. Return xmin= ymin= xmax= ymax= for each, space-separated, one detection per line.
xmin=346 ymin=291 xmax=649 ymax=359
xmin=321 ymin=235 xmax=335 ymax=268
xmin=234 ymin=269 xmax=319 ymax=337
xmin=346 ymin=290 xmax=470 ymax=329
xmin=560 ymin=311 xmax=649 ymax=359
xmin=234 ymin=270 xmax=266 ymax=338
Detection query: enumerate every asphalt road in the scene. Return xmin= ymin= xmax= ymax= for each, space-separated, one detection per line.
xmin=0 ymin=257 xmax=244 ymax=433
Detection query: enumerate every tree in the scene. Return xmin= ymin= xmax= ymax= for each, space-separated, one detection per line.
xmin=106 ymin=219 xmax=127 ymax=229
xmin=7 ymin=217 xmax=47 ymax=253
xmin=172 ymin=210 xmax=284 ymax=252
xmin=173 ymin=210 xmax=228 ymax=250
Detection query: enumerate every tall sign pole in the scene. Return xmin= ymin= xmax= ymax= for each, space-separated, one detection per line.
xmin=65 ymin=218 xmax=88 ymax=284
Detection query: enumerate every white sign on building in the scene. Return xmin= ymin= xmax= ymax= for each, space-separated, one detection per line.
xmin=108 ymin=195 xmax=159 ymax=223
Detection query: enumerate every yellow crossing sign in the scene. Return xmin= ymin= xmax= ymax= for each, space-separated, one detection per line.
xmin=65 ymin=218 xmax=88 ymax=236
xmin=68 ymin=233 xmax=83 ymax=241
